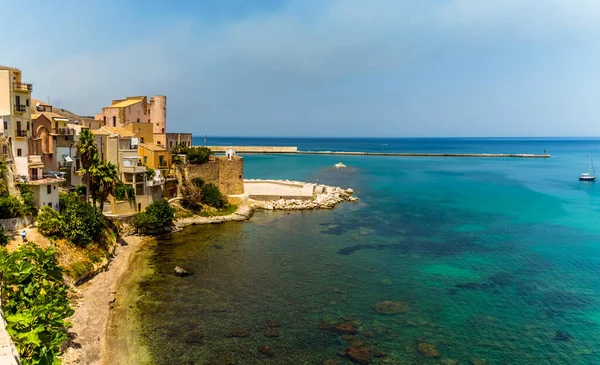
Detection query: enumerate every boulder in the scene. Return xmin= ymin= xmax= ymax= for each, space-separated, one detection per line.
xmin=174 ymin=266 xmax=191 ymax=277
xmin=373 ymin=301 xmax=408 ymax=315
xmin=346 ymin=188 xmax=354 ymax=194
xmin=334 ymin=322 xmax=358 ymax=334
xmin=267 ymin=319 xmax=281 ymax=328
xmin=346 ymin=346 xmax=371 ymax=364
xmin=264 ymin=328 xmax=280 ymax=337
xmin=258 ymin=345 xmax=274 ymax=357
xmin=417 ymin=343 xmax=440 ymax=358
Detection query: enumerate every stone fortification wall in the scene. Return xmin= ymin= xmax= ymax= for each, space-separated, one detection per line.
xmin=0 ymin=216 xmax=35 ymax=231
xmin=186 ymin=156 xmax=244 ymax=196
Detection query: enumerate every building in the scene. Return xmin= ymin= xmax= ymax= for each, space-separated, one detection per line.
xmin=164 ymin=132 xmax=193 ymax=151
xmin=121 ymin=122 xmax=154 ymax=144
xmin=23 ymin=155 xmax=65 ymax=211
xmin=94 ymin=95 xmax=166 ymax=131
xmin=186 ymin=155 xmax=244 ymax=196
xmin=92 ymin=126 xmax=149 ymax=206
xmin=138 ymin=143 xmax=171 ymax=172
xmin=0 ymin=66 xmax=33 ymax=177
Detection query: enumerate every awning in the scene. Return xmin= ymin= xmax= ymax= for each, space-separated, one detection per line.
xmin=64 ymin=156 xmax=73 ymax=162
xmin=28 ymin=164 xmax=44 ymax=169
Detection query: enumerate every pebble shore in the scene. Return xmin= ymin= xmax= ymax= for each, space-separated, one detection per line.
xmin=249 ymin=185 xmax=358 ymax=210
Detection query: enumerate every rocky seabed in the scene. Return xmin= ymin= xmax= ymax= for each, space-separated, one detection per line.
xmin=251 ymin=186 xmax=358 ymax=211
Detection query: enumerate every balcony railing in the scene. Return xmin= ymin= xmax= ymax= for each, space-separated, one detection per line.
xmin=14 ymin=104 xmax=26 ymax=112
xmin=52 ymin=127 xmax=75 ymax=135
xmin=16 ymin=130 xmax=28 ymax=137
xmin=13 ymin=82 xmax=33 ymax=92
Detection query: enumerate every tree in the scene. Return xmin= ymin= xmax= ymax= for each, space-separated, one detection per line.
xmin=201 ymin=183 xmax=227 ymax=209
xmin=0 ymin=160 xmax=8 ymax=198
xmin=132 ymin=199 xmax=174 ymax=233
xmin=37 ymin=207 xmax=63 ymax=237
xmin=0 ymin=225 xmax=8 ymax=246
xmin=62 ymin=200 xmax=105 ymax=247
xmin=90 ymin=160 xmax=118 ymax=213
xmin=76 ymin=128 xmax=98 ymax=203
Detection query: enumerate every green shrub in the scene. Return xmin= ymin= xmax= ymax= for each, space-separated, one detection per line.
xmin=18 ymin=184 xmax=38 ymax=217
xmin=59 ymin=191 xmax=80 ymax=211
xmin=0 ymin=243 xmax=74 ymax=364
xmin=201 ymin=183 xmax=227 ymax=209
xmin=62 ymin=200 xmax=105 ymax=247
xmin=180 ymin=182 xmax=203 ymax=213
xmin=37 ymin=207 xmax=63 ymax=237
xmin=0 ymin=225 xmax=8 ymax=246
xmin=114 ymin=182 xmax=135 ymax=202
xmin=132 ymin=199 xmax=174 ymax=233
xmin=73 ymin=184 xmax=87 ymax=196
xmin=145 ymin=167 xmax=155 ymax=180
xmin=0 ymin=196 xmax=22 ymax=219
xmin=191 ymin=177 xmax=204 ymax=189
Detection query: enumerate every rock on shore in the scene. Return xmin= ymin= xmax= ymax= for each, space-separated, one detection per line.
xmin=251 ymin=185 xmax=358 ymax=211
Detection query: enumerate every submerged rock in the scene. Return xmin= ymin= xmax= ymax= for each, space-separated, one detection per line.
xmin=322 ymin=360 xmax=341 ymax=365
xmin=225 ymin=328 xmax=250 ymax=338
xmin=264 ymin=328 xmax=280 ymax=337
xmin=417 ymin=343 xmax=440 ymax=358
xmin=470 ymin=358 xmax=487 ymax=365
xmin=258 ymin=345 xmax=274 ymax=357
xmin=174 ymin=266 xmax=191 ymax=276
xmin=553 ymin=330 xmax=572 ymax=342
xmin=346 ymin=346 xmax=371 ymax=364
xmin=373 ymin=301 xmax=408 ymax=315
xmin=334 ymin=322 xmax=358 ymax=334
xmin=267 ymin=320 xmax=281 ymax=328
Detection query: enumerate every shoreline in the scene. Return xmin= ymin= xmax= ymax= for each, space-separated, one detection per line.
xmin=62 ymin=181 xmax=356 ymax=364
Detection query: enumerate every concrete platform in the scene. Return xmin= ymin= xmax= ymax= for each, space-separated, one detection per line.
xmin=244 ymin=180 xmax=315 ymax=201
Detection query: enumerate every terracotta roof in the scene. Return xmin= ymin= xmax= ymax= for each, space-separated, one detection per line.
xmin=107 ymin=98 xmax=144 ymax=108
xmin=32 ymin=112 xmax=68 ymax=121
xmin=32 ymin=99 xmax=52 ymax=107
xmin=93 ymin=126 xmax=135 ymax=137
xmin=25 ymin=177 xmax=65 ymax=185
xmin=140 ymin=143 xmax=168 ymax=152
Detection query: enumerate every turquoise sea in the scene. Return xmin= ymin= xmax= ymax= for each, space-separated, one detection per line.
xmin=114 ymin=138 xmax=600 ymax=364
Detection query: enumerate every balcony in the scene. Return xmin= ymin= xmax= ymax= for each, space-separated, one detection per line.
xmin=52 ymin=127 xmax=75 ymax=135
xmin=16 ymin=130 xmax=28 ymax=137
xmin=13 ymin=82 xmax=32 ymax=92
xmin=14 ymin=104 xmax=26 ymax=113
xmin=27 ymin=155 xmax=43 ymax=165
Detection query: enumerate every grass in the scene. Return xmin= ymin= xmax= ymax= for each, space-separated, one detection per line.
xmin=198 ymin=204 xmax=238 ymax=217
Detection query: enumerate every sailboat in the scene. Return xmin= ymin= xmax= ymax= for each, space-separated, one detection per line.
xmin=579 ymin=155 xmax=596 ymax=181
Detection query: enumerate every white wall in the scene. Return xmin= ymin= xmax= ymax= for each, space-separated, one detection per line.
xmin=31 ymin=183 xmax=60 ymax=210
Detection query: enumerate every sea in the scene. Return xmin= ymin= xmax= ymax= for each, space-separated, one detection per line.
xmin=109 ymin=138 xmax=600 ymax=365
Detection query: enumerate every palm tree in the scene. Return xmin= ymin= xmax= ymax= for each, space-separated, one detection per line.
xmin=91 ymin=161 xmax=119 ymax=213
xmin=76 ymin=129 xmax=98 ymax=202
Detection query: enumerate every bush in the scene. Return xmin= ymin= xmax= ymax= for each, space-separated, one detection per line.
xmin=62 ymin=200 xmax=105 ymax=247
xmin=0 ymin=225 xmax=8 ymax=246
xmin=114 ymin=182 xmax=135 ymax=202
xmin=59 ymin=192 xmax=80 ymax=211
xmin=180 ymin=182 xmax=203 ymax=213
xmin=0 ymin=196 xmax=22 ymax=219
xmin=201 ymin=183 xmax=227 ymax=209
xmin=18 ymin=184 xmax=38 ymax=217
xmin=0 ymin=243 xmax=74 ymax=364
xmin=132 ymin=199 xmax=174 ymax=233
xmin=191 ymin=177 xmax=204 ymax=189
xmin=37 ymin=207 xmax=63 ymax=237
xmin=73 ymin=184 xmax=87 ymax=196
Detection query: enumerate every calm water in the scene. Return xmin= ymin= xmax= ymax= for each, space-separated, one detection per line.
xmin=115 ymin=138 xmax=600 ymax=364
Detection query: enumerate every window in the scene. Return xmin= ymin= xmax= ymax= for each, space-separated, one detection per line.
xmin=16 ymin=120 xmax=21 ymax=131
xmin=113 ymin=116 xmax=116 ymax=127
xmin=159 ymin=155 xmax=164 ymax=166
xmin=47 ymin=185 xmax=51 ymax=194
xmin=48 ymin=202 xmax=52 ymax=208
xmin=3 ymin=121 xmax=7 ymax=130
xmin=15 ymin=95 xmax=20 ymax=106
xmin=103 ymin=116 xmax=106 ymax=123
xmin=137 ymin=118 xmax=140 ymax=123
xmin=26 ymin=99 xmax=29 ymax=107
xmin=75 ymin=159 xmax=81 ymax=171
xmin=27 ymin=122 xmax=30 ymax=130
xmin=143 ymin=156 xmax=147 ymax=164
xmin=2 ymin=146 xmax=6 ymax=155
xmin=170 ymin=141 xmax=173 ymax=148
xmin=17 ymin=149 xmax=22 ymax=157
xmin=161 ymin=128 xmax=165 ymax=133
xmin=140 ymin=137 xmax=144 ymax=143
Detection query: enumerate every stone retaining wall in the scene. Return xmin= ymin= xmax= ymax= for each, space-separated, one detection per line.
xmin=0 ymin=216 xmax=35 ymax=231
xmin=0 ymin=310 xmax=20 ymax=365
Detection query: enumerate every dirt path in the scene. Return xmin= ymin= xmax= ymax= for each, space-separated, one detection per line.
xmin=61 ymin=235 xmax=148 ymax=365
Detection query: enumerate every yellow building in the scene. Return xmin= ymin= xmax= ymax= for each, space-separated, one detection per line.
xmin=122 ymin=122 xmax=154 ymax=144
xmin=0 ymin=66 xmax=33 ymax=177
xmin=138 ymin=143 xmax=172 ymax=176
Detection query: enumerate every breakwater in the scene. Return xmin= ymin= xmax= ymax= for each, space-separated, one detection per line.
xmin=206 ymin=146 xmax=550 ymax=158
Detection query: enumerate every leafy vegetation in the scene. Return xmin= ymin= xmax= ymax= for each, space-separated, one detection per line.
xmin=0 ymin=225 xmax=8 ymax=246
xmin=0 ymin=243 xmax=74 ymax=365
xmin=62 ymin=196 xmax=105 ymax=247
xmin=132 ymin=199 xmax=174 ymax=233
xmin=0 ymin=160 xmax=8 ymax=197
xmin=37 ymin=207 xmax=63 ymax=237
xmin=0 ymin=196 xmax=23 ymax=219
xmin=191 ymin=177 xmax=204 ymax=189
xmin=90 ymin=160 xmax=119 ymax=212
xmin=114 ymin=182 xmax=135 ymax=202
xmin=180 ymin=181 xmax=203 ymax=213
xmin=145 ymin=167 xmax=155 ymax=180
xmin=199 ymin=204 xmax=238 ymax=217
xmin=200 ymin=183 xmax=227 ymax=209
xmin=18 ymin=184 xmax=39 ymax=217
xmin=173 ymin=143 xmax=213 ymax=165
xmin=73 ymin=184 xmax=87 ymax=197
xmin=76 ymin=128 xmax=98 ymax=203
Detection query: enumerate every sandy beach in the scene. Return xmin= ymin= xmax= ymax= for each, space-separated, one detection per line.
xmin=62 ymin=234 xmax=150 ymax=365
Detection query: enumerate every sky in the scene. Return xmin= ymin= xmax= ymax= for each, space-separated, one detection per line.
xmin=2 ymin=0 xmax=600 ymax=137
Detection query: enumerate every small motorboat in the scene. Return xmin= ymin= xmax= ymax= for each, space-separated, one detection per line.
xmin=579 ymin=155 xmax=596 ymax=181
xmin=334 ymin=162 xmax=346 ymax=168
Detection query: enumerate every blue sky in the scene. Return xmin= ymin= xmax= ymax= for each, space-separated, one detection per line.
xmin=2 ymin=0 xmax=600 ymax=137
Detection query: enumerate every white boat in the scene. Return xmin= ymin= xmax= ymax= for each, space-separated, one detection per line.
xmin=579 ymin=155 xmax=596 ymax=181
xmin=334 ymin=162 xmax=346 ymax=168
